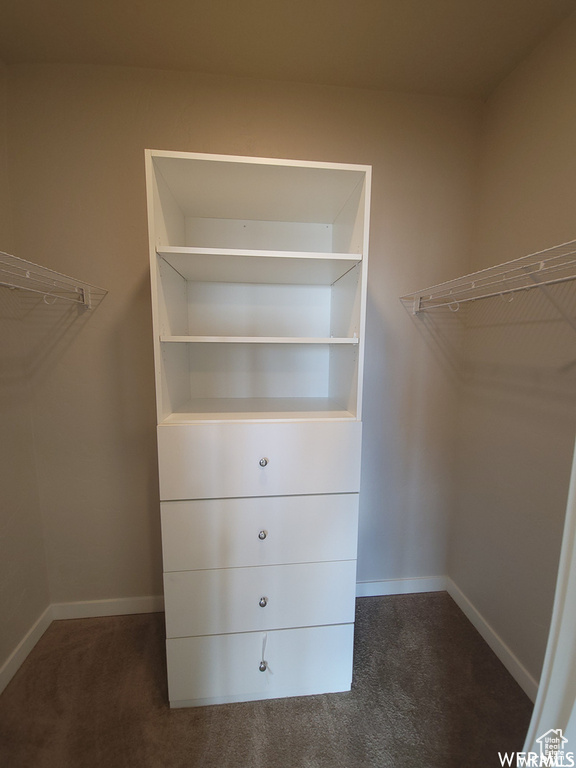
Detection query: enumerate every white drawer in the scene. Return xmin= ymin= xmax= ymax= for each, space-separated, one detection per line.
xmin=166 ymin=623 xmax=354 ymax=706
xmin=164 ymin=560 xmax=356 ymax=638
xmin=161 ymin=493 xmax=358 ymax=572
xmin=157 ymin=421 xmax=362 ymax=500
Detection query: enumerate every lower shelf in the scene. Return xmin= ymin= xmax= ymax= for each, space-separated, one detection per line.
xmin=166 ymin=623 xmax=355 ymax=707
xmin=161 ymin=397 xmax=356 ymax=423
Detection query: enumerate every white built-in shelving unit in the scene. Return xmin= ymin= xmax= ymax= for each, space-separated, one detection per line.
xmin=146 ymin=150 xmax=371 ymax=707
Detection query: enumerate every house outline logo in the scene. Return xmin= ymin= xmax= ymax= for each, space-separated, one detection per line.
xmin=498 ymin=728 xmax=574 ymax=766
xmin=536 ymin=730 xmax=569 ymax=764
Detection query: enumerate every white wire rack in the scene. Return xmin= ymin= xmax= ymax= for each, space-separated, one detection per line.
xmin=0 ymin=251 xmax=107 ymax=308
xmin=400 ymin=240 xmax=576 ymax=314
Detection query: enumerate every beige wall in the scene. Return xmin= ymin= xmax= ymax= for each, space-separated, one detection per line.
xmin=3 ymin=21 xmax=574 ymax=690
xmin=0 ymin=62 xmax=51 ymax=667
xmin=0 ymin=63 xmax=11 ymax=246
xmin=1 ymin=64 xmax=481 ymax=623
xmin=449 ymin=14 xmax=576 ymax=680
xmin=4 ymin=40 xmax=572 ymax=689
xmin=2 ymin=15 xmax=576 ymax=695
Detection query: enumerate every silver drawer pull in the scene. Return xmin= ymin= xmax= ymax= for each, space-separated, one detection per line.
xmin=259 ymin=596 xmax=268 ymax=608
xmin=259 ymin=457 xmax=268 ymax=467
xmin=258 ymin=530 xmax=267 ymax=540
xmin=259 ymin=661 xmax=268 ymax=672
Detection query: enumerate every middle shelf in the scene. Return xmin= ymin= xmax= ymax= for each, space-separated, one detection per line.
xmin=156 ymin=247 xmax=362 ymax=341
xmin=153 ymin=244 xmax=365 ymax=423
xmin=158 ymin=246 xmax=361 ymax=285
xmin=160 ymin=336 xmax=359 ymax=344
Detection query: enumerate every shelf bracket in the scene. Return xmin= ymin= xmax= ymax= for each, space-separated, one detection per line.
xmin=412 ymin=295 xmax=423 ymax=315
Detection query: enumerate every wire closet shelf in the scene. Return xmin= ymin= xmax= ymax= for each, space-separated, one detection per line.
xmin=0 ymin=251 xmax=107 ymax=308
xmin=400 ymin=239 xmax=576 ymax=315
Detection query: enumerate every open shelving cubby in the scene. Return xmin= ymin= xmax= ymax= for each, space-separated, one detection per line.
xmin=147 ymin=151 xmax=370 ymax=424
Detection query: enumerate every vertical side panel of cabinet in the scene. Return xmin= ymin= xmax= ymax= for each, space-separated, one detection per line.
xmin=357 ymin=171 xmax=371 ymax=421
xmin=150 ymin=157 xmax=186 ymax=246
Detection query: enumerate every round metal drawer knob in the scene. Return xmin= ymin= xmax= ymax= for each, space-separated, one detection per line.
xmin=259 ymin=457 xmax=268 ymax=467
xmin=259 ymin=661 xmax=268 ymax=672
xmin=258 ymin=530 xmax=267 ymax=540
xmin=259 ymin=596 xmax=268 ymax=608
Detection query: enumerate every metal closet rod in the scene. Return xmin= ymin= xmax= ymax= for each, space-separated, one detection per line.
xmin=0 ymin=251 xmax=107 ymax=309
xmin=401 ymin=239 xmax=576 ymax=314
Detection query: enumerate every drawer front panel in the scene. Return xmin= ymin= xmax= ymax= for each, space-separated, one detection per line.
xmin=161 ymin=493 xmax=359 ymax=572
xmin=166 ymin=623 xmax=354 ymax=705
xmin=164 ymin=560 xmax=356 ymax=638
xmin=157 ymin=421 xmax=362 ymax=500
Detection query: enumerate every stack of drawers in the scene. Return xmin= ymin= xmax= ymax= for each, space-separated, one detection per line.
xmin=158 ymin=421 xmax=361 ymax=707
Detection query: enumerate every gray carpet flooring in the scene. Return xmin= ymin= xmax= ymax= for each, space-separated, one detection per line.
xmin=0 ymin=593 xmax=533 ymax=767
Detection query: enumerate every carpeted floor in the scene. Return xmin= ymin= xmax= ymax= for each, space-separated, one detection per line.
xmin=0 ymin=593 xmax=533 ymax=768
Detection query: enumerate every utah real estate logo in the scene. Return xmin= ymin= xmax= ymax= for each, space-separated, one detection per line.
xmin=499 ymin=729 xmax=573 ymax=767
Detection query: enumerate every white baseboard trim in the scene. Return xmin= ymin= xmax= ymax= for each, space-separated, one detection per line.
xmin=356 ymin=576 xmax=539 ymax=702
xmin=51 ymin=594 xmax=164 ymax=620
xmin=0 ymin=604 xmax=53 ymax=696
xmin=0 ymin=595 xmax=164 ymax=697
xmin=356 ymin=576 xmax=448 ymax=597
xmin=446 ymin=578 xmax=538 ymax=702
xmin=1 ymin=586 xmax=538 ymax=704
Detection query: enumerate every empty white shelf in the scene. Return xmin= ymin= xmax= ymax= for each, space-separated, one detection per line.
xmin=161 ymin=397 xmax=357 ymax=423
xmin=158 ymin=246 xmax=362 ymax=285
xmin=160 ymin=335 xmax=359 ymax=344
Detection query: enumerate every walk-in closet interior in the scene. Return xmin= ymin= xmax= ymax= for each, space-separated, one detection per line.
xmin=1 ymin=0 xmax=576 ymax=762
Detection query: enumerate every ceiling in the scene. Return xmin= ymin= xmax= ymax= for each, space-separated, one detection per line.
xmin=1 ymin=0 xmax=575 ymax=98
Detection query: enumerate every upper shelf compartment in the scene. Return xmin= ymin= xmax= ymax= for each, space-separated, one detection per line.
xmin=401 ymin=239 xmax=576 ymax=314
xmin=148 ymin=151 xmax=368 ymax=257
xmin=157 ymin=246 xmax=361 ymax=285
